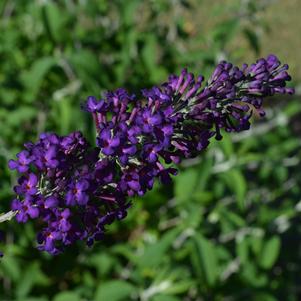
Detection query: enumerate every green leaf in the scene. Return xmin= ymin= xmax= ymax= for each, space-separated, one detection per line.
xmin=16 ymin=262 xmax=49 ymax=298
xmin=219 ymin=134 xmax=234 ymax=158
xmin=55 ymin=99 xmax=72 ymax=134
xmin=164 ymin=280 xmax=195 ymax=294
xmin=196 ymin=156 xmax=213 ymax=192
xmin=241 ymin=262 xmax=268 ymax=287
xmin=68 ymin=50 xmax=100 ymax=77
xmin=21 ymin=56 xmax=57 ymax=99
xmin=244 ymin=28 xmax=260 ymax=54
xmin=19 ymin=298 xmax=48 ymax=301
xmin=0 ymin=255 xmax=21 ymax=281
xmin=259 ymin=236 xmax=281 ymax=269
xmin=151 ymin=295 xmax=181 ymax=301
xmin=136 ymin=229 xmax=179 ymax=269
xmin=250 ymin=235 xmax=264 ymax=257
xmin=222 ymin=169 xmax=247 ymax=210
xmin=121 ymin=0 xmax=140 ymax=26
xmin=236 ymin=237 xmax=249 ymax=265
xmin=174 ymin=169 xmax=198 ymax=202
xmin=211 ymin=19 xmax=239 ymax=47
xmin=53 ymin=292 xmax=81 ymax=301
xmin=68 ymin=50 xmax=101 ymax=93
xmin=254 ymin=293 xmax=277 ymax=301
xmin=112 ymin=244 xmax=138 ymax=262
xmin=95 ymin=280 xmax=136 ymax=301
xmin=88 ymin=253 xmax=114 ymax=277
xmin=222 ymin=208 xmax=246 ymax=228
xmin=7 ymin=106 xmax=37 ymax=127
xmin=141 ymin=34 xmax=166 ymax=82
xmin=42 ymin=2 xmax=69 ymax=42
xmin=192 ymin=234 xmax=219 ymax=286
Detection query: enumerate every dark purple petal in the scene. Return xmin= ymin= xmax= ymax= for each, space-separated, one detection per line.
xmin=76 ymin=192 xmax=89 ymax=205
xmin=8 ymin=160 xmax=18 ymax=170
xmin=45 ymin=197 xmax=59 ymax=209
xmin=27 ymin=207 xmax=39 ymax=219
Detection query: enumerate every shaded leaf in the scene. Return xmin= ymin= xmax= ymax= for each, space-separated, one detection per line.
xmin=192 ymin=234 xmax=219 ymax=286
xmin=136 ymin=229 xmax=179 ymax=269
xmin=95 ymin=280 xmax=136 ymax=301
xmin=53 ymin=292 xmax=81 ymax=301
xmin=174 ymin=169 xmax=198 ymax=202
xmin=222 ymin=169 xmax=247 ymax=210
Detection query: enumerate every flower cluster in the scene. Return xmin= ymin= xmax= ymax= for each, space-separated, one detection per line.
xmin=84 ymin=54 xmax=294 ymax=198
xmin=8 ymin=132 xmax=129 ymax=254
xmin=7 ymin=55 xmax=294 ymax=254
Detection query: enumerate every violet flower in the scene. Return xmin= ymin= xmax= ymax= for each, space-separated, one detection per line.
xmin=3 ymin=55 xmax=294 ymax=255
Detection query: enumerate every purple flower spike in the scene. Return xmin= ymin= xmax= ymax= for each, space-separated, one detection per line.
xmin=8 ymin=54 xmax=293 ymax=255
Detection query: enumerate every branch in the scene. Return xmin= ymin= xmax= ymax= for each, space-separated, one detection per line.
xmin=0 ymin=211 xmax=16 ymax=223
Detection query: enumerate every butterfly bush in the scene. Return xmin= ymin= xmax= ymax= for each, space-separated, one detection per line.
xmin=5 ymin=55 xmax=294 ymax=254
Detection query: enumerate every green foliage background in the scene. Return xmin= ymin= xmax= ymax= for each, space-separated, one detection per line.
xmin=0 ymin=1 xmax=300 ymax=300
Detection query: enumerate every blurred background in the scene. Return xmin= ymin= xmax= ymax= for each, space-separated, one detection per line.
xmin=0 ymin=0 xmax=300 ymax=300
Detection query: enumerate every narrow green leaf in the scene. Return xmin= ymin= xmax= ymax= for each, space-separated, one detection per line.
xmin=136 ymin=229 xmax=179 ymax=269
xmin=16 ymin=262 xmax=49 ymax=298
xmin=164 ymin=280 xmax=195 ymax=294
xmin=21 ymin=57 xmax=57 ymax=99
xmin=174 ymin=169 xmax=198 ymax=202
xmin=254 ymin=293 xmax=278 ymax=301
xmin=219 ymin=134 xmax=234 ymax=158
xmin=19 ymin=298 xmax=48 ymax=301
xmin=222 ymin=169 xmax=247 ymax=210
xmin=244 ymin=28 xmax=260 ymax=54
xmin=196 ymin=156 xmax=213 ymax=192
xmin=236 ymin=237 xmax=249 ymax=265
xmin=0 ymin=255 xmax=21 ymax=281
xmin=193 ymin=234 xmax=218 ymax=286
xmin=42 ymin=2 xmax=69 ymax=42
xmin=53 ymin=292 xmax=81 ymax=301
xmin=151 ymin=295 xmax=181 ymax=301
xmin=95 ymin=280 xmax=136 ymax=301
xmin=259 ymin=236 xmax=281 ymax=269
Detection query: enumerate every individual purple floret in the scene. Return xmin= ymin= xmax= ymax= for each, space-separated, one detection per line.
xmin=12 ymin=197 xmax=39 ymax=222
xmin=8 ymin=150 xmax=32 ymax=173
xmin=7 ymin=55 xmax=294 ymax=254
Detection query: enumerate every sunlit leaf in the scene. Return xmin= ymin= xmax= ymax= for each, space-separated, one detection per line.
xmin=259 ymin=236 xmax=281 ymax=269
